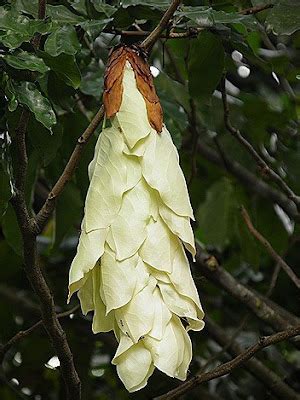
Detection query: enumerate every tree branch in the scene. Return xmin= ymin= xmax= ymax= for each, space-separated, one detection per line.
xmin=110 ymin=27 xmax=202 ymax=39
xmin=154 ymin=324 xmax=300 ymax=400
xmin=205 ymin=318 xmax=300 ymax=400
xmin=241 ymin=206 xmax=300 ymax=289
xmin=220 ymin=77 xmax=300 ymax=209
xmin=107 ymin=3 xmax=274 ymax=41
xmin=185 ymin=96 xmax=300 ymax=222
xmin=140 ymin=0 xmax=182 ymax=50
xmin=9 ymin=1 xmax=81 ymax=399
xmin=195 ymin=242 xmax=300 ymax=347
xmin=0 ymin=306 xmax=79 ymax=364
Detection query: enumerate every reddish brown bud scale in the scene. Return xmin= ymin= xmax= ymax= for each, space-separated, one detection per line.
xmin=103 ymin=45 xmax=163 ymax=133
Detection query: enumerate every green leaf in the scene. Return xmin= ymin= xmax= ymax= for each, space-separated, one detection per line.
xmin=178 ymin=6 xmax=258 ymax=31
xmin=265 ymin=0 xmax=300 ymax=35
xmin=188 ymin=32 xmax=224 ymax=101
xmin=196 ymin=178 xmax=236 ymax=248
xmin=13 ymin=81 xmax=56 ymax=130
xmin=48 ymin=72 xmax=76 ymax=111
xmin=120 ymin=0 xmax=169 ymax=8
xmin=44 ymin=25 xmax=81 ymax=57
xmin=47 ymin=4 xmax=85 ymax=24
xmin=1 ymin=204 xmax=23 ymax=256
xmin=40 ymin=51 xmax=81 ymax=89
xmin=79 ymin=18 xmax=111 ymax=36
xmin=91 ymin=1 xmax=116 ymax=16
xmin=80 ymin=60 xmax=104 ymax=98
xmin=28 ymin=118 xmax=63 ymax=166
xmin=4 ymin=51 xmax=49 ymax=73
xmin=0 ymin=6 xmax=50 ymax=48
xmin=68 ymin=0 xmax=88 ymax=15
xmin=12 ymin=0 xmax=40 ymax=18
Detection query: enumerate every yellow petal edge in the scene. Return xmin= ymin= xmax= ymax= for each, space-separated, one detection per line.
xmin=68 ymin=61 xmax=204 ymax=392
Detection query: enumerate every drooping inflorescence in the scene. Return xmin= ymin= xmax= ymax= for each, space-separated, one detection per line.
xmin=68 ymin=45 xmax=204 ymax=392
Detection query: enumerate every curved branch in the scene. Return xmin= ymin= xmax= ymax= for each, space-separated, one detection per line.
xmin=195 ymin=242 xmax=300 ymax=346
xmin=0 ymin=306 xmax=79 ymax=364
xmin=154 ymin=324 xmax=300 ymax=400
xmin=205 ymin=318 xmax=300 ymax=400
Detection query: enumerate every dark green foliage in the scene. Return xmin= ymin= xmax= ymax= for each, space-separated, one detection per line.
xmin=0 ymin=1 xmax=299 ymax=399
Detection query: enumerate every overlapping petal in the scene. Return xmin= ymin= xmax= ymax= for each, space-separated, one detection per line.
xmin=68 ymin=60 xmax=204 ymax=392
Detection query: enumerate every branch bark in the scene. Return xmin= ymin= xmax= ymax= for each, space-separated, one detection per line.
xmin=0 ymin=306 xmax=79 ymax=364
xmin=107 ymin=3 xmax=274 ymax=40
xmin=195 ymin=243 xmax=300 ymax=348
xmin=154 ymin=324 xmax=300 ymax=400
xmin=205 ymin=318 xmax=300 ymax=400
xmin=9 ymin=1 xmax=81 ymax=399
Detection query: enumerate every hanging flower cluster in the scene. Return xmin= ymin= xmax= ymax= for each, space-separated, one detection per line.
xmin=68 ymin=45 xmax=204 ymax=392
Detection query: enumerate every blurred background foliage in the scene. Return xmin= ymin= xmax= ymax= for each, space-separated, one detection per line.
xmin=0 ymin=0 xmax=299 ymax=399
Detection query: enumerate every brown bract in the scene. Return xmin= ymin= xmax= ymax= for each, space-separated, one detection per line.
xmin=103 ymin=45 xmax=163 ymax=133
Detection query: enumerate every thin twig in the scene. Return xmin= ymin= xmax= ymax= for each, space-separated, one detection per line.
xmin=110 ymin=27 xmax=202 ymax=39
xmin=140 ymin=0 xmax=182 ymax=50
xmin=220 ymin=77 xmax=300 ymax=208
xmin=154 ymin=324 xmax=300 ymax=400
xmin=108 ymin=4 xmax=274 ymax=40
xmin=241 ymin=206 xmax=300 ymax=289
xmin=199 ymin=314 xmax=249 ymax=373
xmin=0 ymin=306 xmax=79 ymax=364
xmin=205 ymin=318 xmax=300 ymax=400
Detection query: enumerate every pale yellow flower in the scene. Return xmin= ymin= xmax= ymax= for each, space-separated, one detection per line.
xmin=68 ymin=60 xmax=204 ymax=392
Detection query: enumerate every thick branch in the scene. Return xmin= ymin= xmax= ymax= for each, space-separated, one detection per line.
xmin=221 ymin=77 xmax=300 ymax=208
xmin=10 ymin=1 xmax=81 ymax=398
xmin=154 ymin=324 xmax=300 ymax=400
xmin=205 ymin=318 xmax=300 ymax=400
xmin=195 ymin=243 xmax=300 ymax=347
xmin=0 ymin=306 xmax=79 ymax=364
xmin=241 ymin=206 xmax=300 ymax=289
xmin=140 ymin=0 xmax=181 ymax=50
